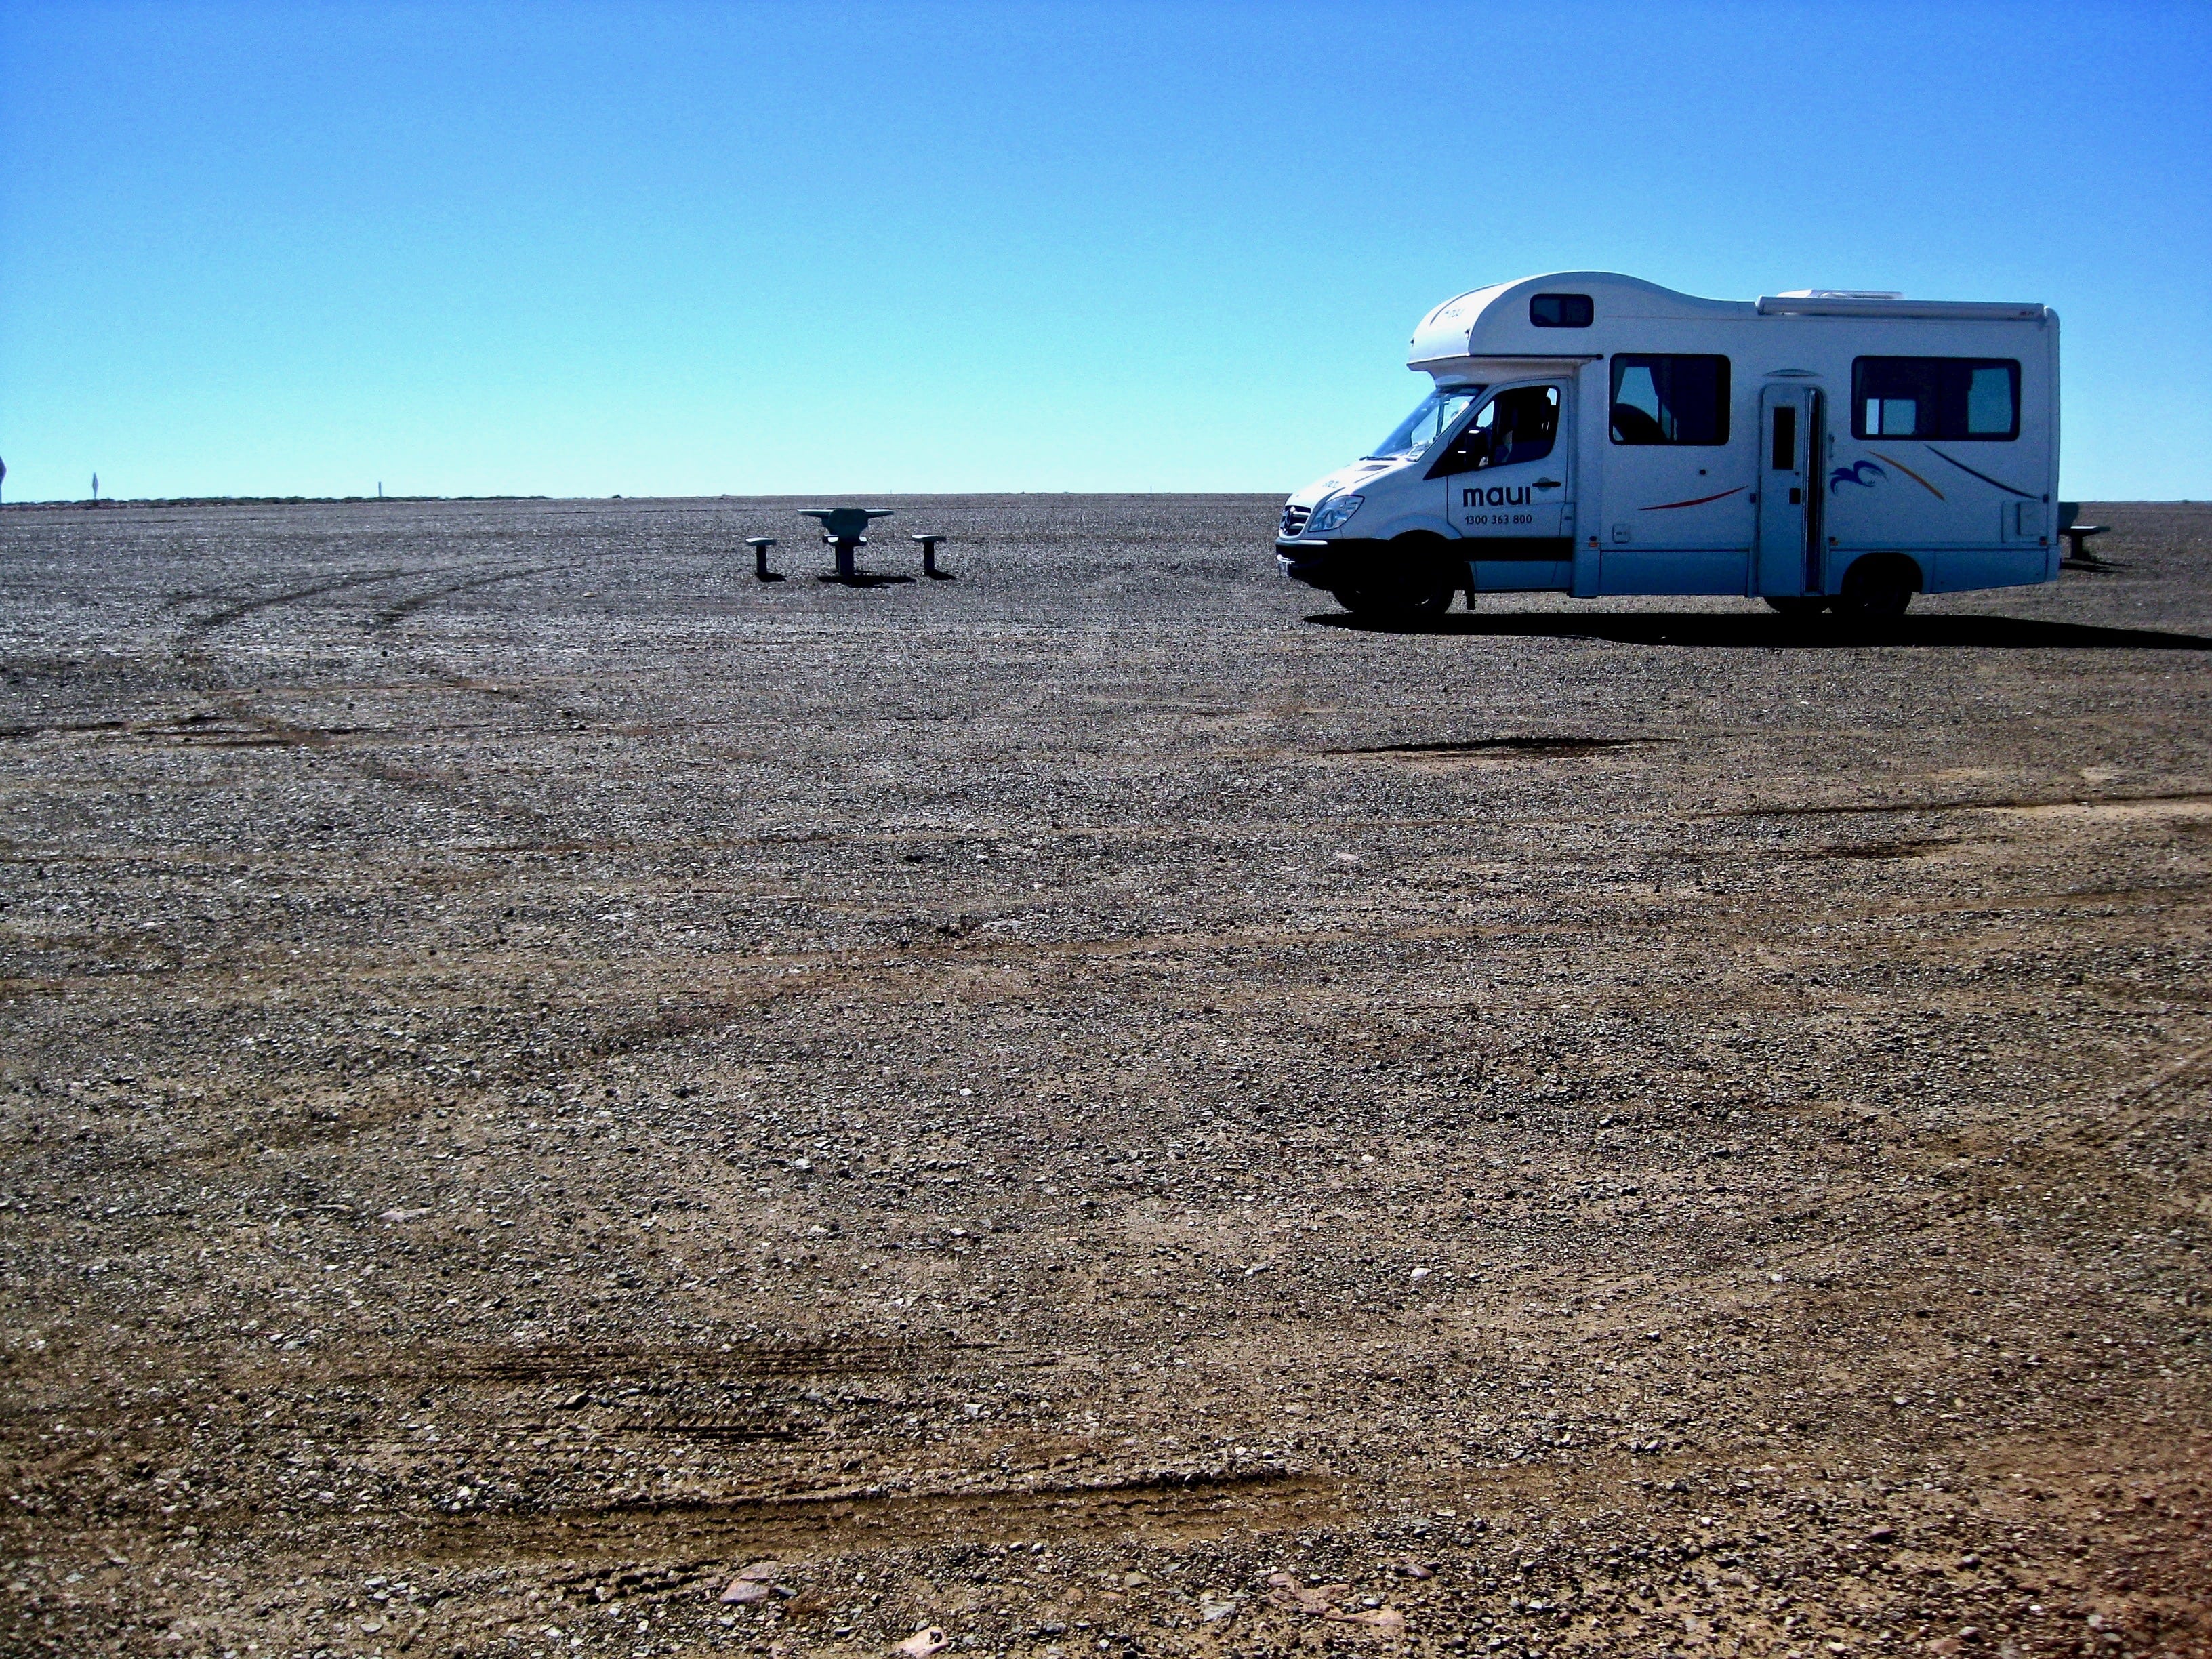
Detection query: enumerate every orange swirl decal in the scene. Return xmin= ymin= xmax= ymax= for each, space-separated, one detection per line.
xmin=1868 ymin=451 xmax=1944 ymax=499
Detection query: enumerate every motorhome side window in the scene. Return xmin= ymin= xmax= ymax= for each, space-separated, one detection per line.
xmin=1609 ymin=355 xmax=1729 ymax=445
xmin=1430 ymin=386 xmax=1558 ymax=474
xmin=1530 ymin=293 xmax=1593 ymax=327
xmin=1851 ymin=358 xmax=2020 ymax=441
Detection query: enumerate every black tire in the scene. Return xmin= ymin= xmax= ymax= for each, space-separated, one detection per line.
xmin=1835 ymin=556 xmax=1918 ymax=621
xmin=1763 ymin=596 xmax=1828 ymax=617
xmin=1332 ymin=586 xmax=1377 ymax=615
xmin=1397 ymin=568 xmax=1460 ymax=619
xmin=1339 ymin=577 xmax=1457 ymax=621
xmin=1335 ymin=539 xmax=1460 ymax=621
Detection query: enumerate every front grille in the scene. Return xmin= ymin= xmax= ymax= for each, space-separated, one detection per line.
xmin=1279 ymin=503 xmax=1311 ymax=536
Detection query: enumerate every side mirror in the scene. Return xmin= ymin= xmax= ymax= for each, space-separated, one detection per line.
xmin=1425 ymin=419 xmax=1493 ymax=480
xmin=1448 ymin=425 xmax=1492 ymax=470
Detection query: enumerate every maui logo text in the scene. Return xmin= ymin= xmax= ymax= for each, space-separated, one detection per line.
xmin=1463 ymin=485 xmax=1532 ymax=507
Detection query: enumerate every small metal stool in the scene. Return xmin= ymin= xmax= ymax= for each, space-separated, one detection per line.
xmin=2056 ymin=502 xmax=2110 ymax=569
xmin=2061 ymin=523 xmax=2110 ymax=567
xmin=745 ymin=537 xmax=781 ymax=581
xmin=912 ymin=534 xmax=951 ymax=578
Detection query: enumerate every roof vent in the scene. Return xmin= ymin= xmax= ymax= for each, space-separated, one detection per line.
xmin=1775 ymin=289 xmax=1904 ymax=300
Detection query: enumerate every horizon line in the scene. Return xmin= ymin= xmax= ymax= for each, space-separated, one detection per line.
xmin=0 ymin=489 xmax=1307 ymax=509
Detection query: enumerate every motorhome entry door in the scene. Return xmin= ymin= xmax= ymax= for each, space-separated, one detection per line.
xmin=1755 ymin=385 xmax=1824 ymax=597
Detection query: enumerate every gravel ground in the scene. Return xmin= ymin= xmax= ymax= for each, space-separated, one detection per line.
xmin=1 ymin=495 xmax=2207 ymax=1659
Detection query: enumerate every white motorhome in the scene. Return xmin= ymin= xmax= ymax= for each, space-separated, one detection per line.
xmin=1276 ymin=272 xmax=2059 ymax=621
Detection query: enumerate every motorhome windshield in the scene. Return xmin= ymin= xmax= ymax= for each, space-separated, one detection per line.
xmin=1369 ymin=386 xmax=1486 ymax=459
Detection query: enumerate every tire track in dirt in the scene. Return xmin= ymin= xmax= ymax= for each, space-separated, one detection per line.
xmin=180 ymin=567 xmax=422 ymax=638
xmin=420 ymin=1465 xmax=1337 ymax=1564
xmin=1723 ymin=789 xmax=2212 ymax=819
xmin=368 ymin=1335 xmax=1035 ymax=1386
xmin=367 ymin=565 xmax=552 ymax=631
xmin=1322 ymin=735 xmax=1664 ymax=758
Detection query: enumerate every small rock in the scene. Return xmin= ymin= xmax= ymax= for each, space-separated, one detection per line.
xmin=1328 ymin=1605 xmax=1407 ymax=1633
xmin=1197 ymin=1595 xmax=1237 ymax=1622
xmin=895 ymin=1627 xmax=949 ymax=1657
xmin=1267 ymin=1572 xmax=1345 ymax=1616
xmin=719 ymin=1580 xmax=771 ymax=1605
xmin=1868 ymin=1525 xmax=1896 ymax=1544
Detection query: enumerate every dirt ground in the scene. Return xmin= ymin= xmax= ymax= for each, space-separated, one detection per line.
xmin=1 ymin=495 xmax=2208 ymax=1659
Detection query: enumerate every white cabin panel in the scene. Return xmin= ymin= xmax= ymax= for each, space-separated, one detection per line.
xmin=1593 ymin=333 xmax=1754 ymax=594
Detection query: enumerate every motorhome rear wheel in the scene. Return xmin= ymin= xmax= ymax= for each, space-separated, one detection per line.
xmin=1835 ymin=554 xmax=1919 ymax=619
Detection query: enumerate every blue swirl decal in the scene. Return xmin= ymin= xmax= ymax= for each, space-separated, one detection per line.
xmin=1829 ymin=459 xmax=1885 ymax=494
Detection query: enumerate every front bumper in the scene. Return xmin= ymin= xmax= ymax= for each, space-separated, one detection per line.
xmin=1275 ymin=537 xmax=1386 ymax=590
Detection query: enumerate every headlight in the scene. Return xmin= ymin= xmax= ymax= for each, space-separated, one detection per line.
xmin=1308 ymin=493 xmax=1365 ymax=534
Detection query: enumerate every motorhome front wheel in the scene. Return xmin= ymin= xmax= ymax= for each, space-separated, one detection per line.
xmin=1334 ymin=564 xmax=1458 ymax=622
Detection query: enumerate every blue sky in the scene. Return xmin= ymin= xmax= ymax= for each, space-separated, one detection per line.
xmin=2 ymin=0 xmax=2206 ymax=501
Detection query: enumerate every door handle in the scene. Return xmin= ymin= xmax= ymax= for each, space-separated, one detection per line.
xmin=1534 ymin=478 xmax=1562 ymax=490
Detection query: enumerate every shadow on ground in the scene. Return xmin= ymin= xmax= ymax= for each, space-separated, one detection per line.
xmin=1307 ymin=611 xmax=2212 ymax=650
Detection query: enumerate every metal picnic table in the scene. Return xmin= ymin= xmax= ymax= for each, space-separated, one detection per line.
xmin=800 ymin=506 xmax=896 ymax=581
